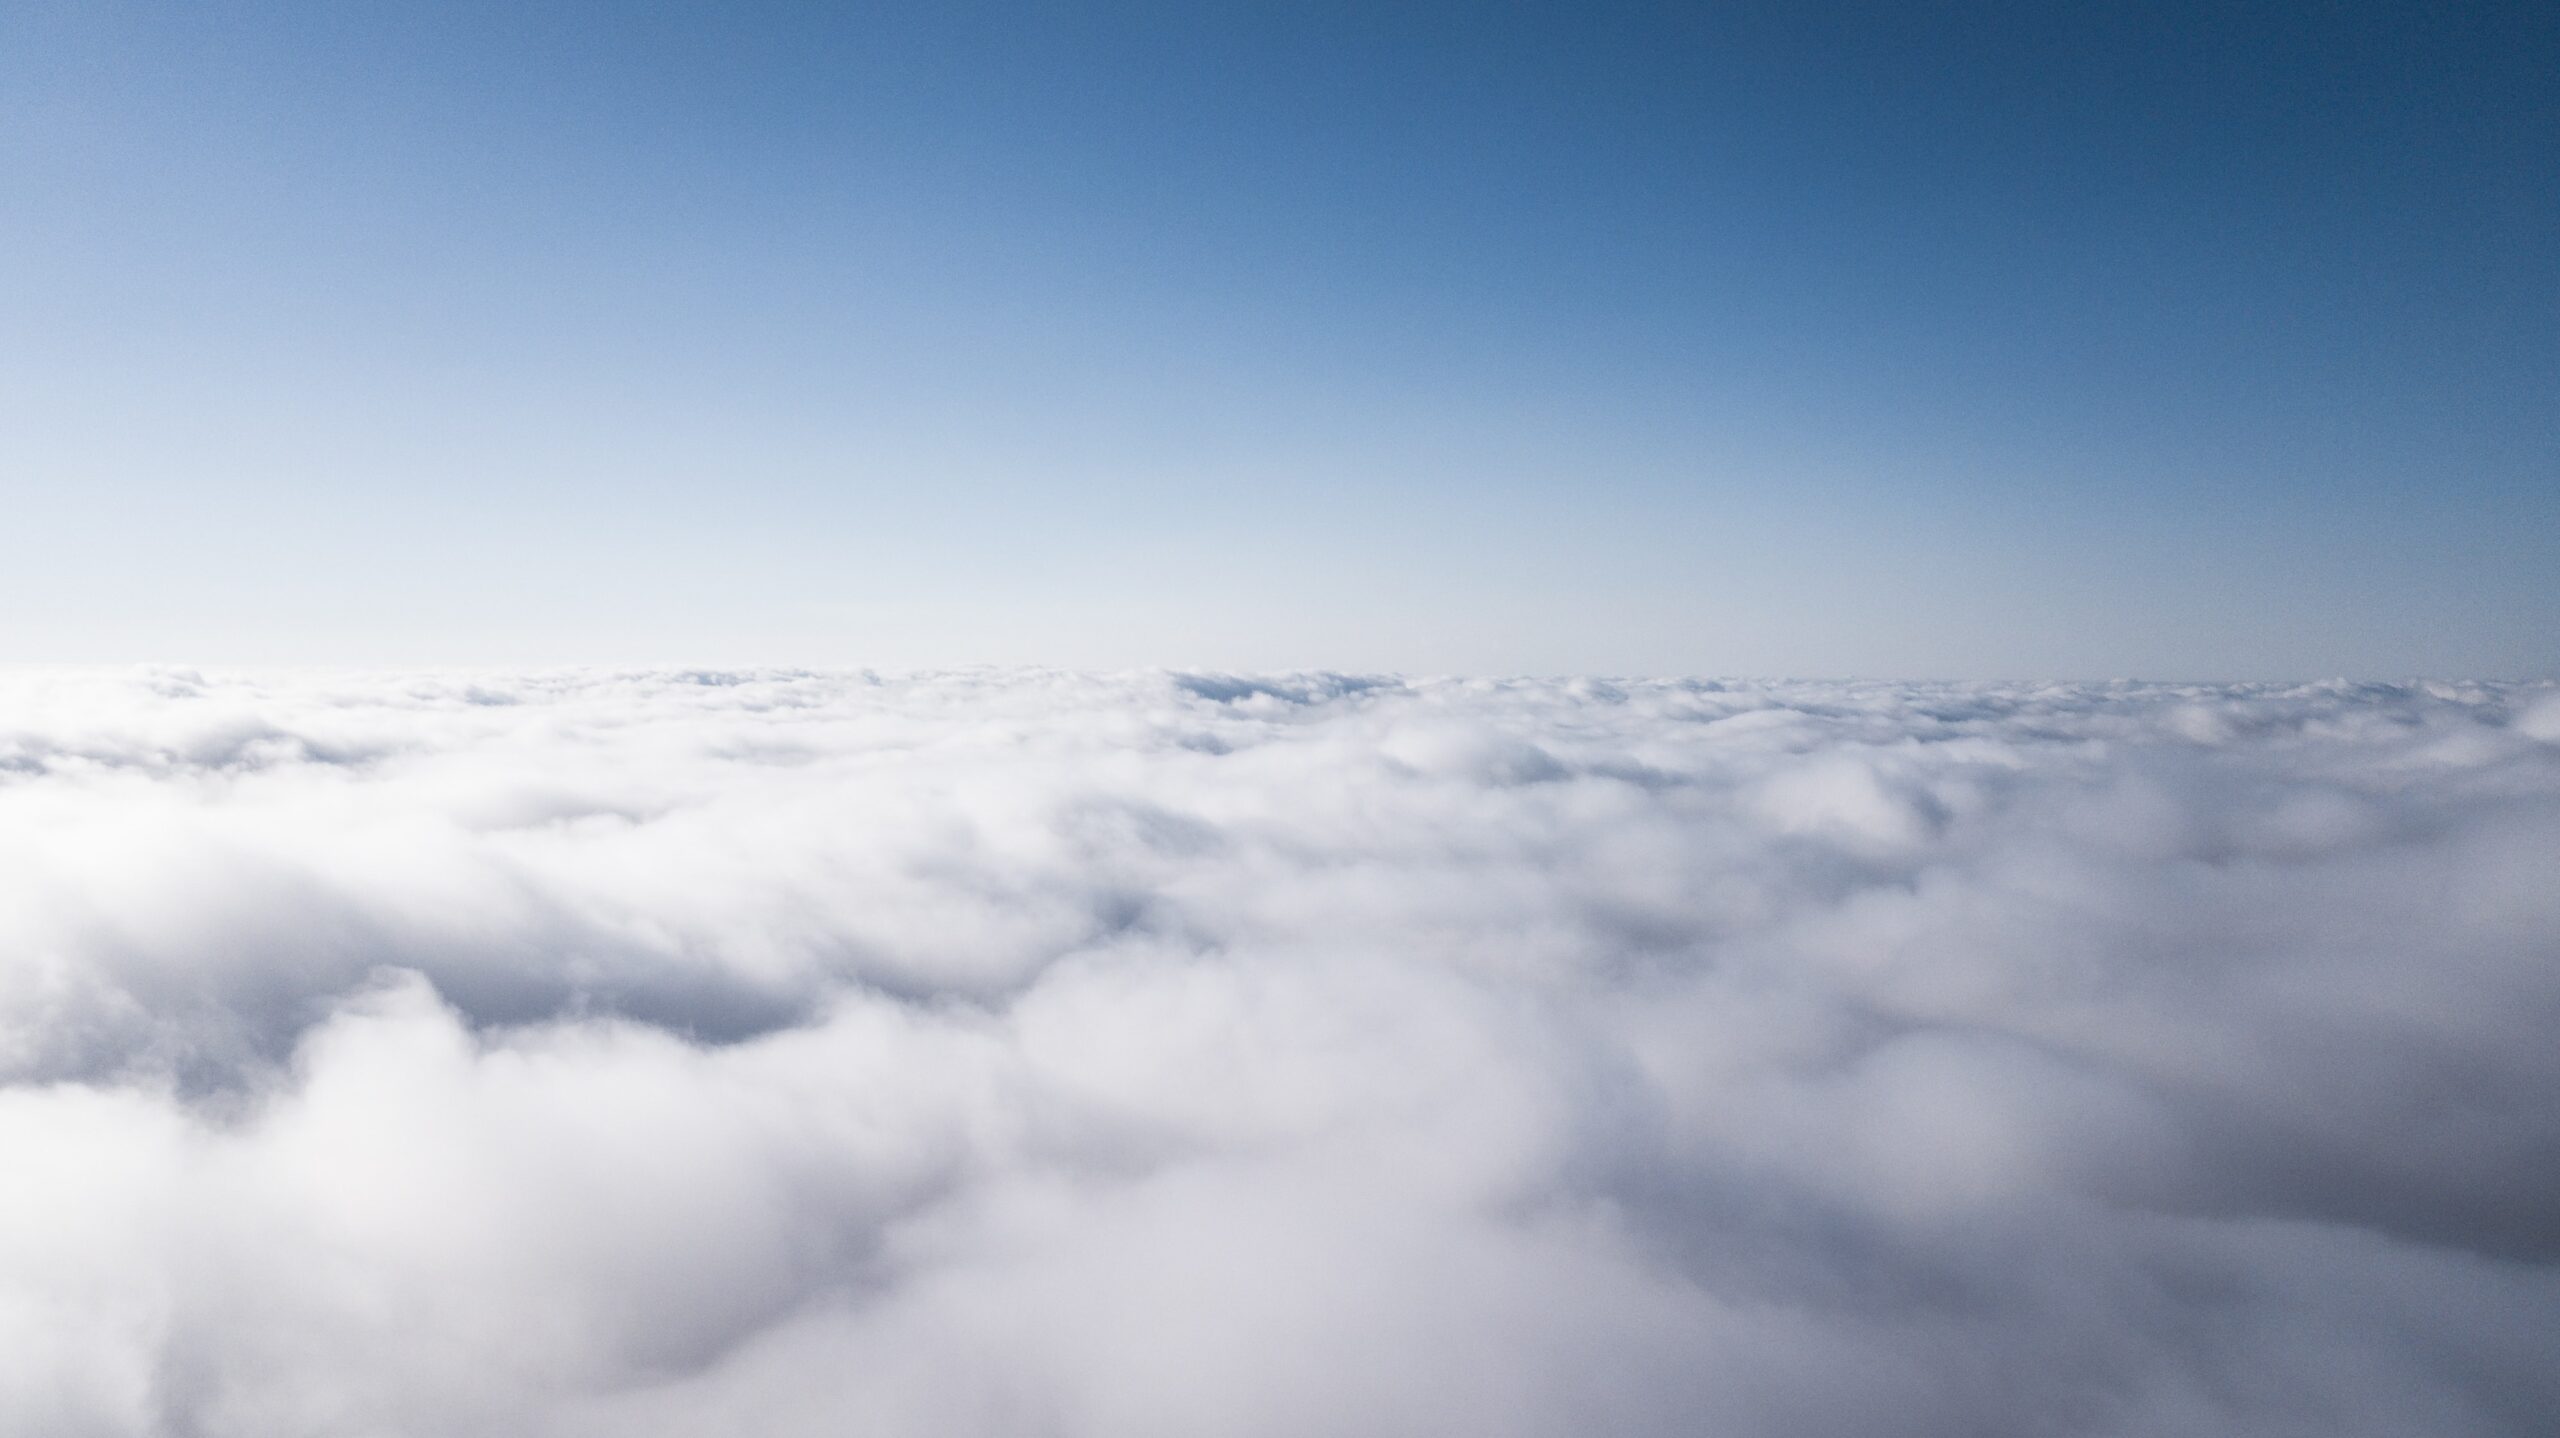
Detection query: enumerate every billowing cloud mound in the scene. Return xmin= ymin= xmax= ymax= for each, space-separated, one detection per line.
xmin=3 ymin=668 xmax=2557 ymax=1436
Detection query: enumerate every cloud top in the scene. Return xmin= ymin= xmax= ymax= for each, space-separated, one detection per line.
xmin=2 ymin=668 xmax=2557 ymax=1436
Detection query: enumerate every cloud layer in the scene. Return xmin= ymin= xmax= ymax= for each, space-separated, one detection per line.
xmin=3 ymin=667 xmax=2557 ymax=1436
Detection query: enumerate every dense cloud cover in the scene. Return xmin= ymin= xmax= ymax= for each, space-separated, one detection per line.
xmin=3 ymin=667 xmax=2557 ymax=1436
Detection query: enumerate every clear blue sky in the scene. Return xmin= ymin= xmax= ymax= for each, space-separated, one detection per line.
xmin=4 ymin=1 xmax=2552 ymax=677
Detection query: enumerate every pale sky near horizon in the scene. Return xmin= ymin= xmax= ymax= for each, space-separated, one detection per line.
xmin=3 ymin=1 xmax=2553 ymax=677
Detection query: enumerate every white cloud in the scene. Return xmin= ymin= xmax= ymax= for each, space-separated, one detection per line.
xmin=1 ymin=667 xmax=2556 ymax=1435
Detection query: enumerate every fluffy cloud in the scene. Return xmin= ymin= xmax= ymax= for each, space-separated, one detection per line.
xmin=1 ymin=667 xmax=2556 ymax=1436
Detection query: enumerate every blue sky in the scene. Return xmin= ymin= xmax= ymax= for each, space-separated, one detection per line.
xmin=4 ymin=1 xmax=2552 ymax=676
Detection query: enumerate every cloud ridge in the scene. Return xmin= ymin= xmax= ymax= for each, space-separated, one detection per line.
xmin=2 ymin=668 xmax=2556 ymax=1436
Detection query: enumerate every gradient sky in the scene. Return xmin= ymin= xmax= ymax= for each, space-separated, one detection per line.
xmin=4 ymin=1 xmax=2552 ymax=677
